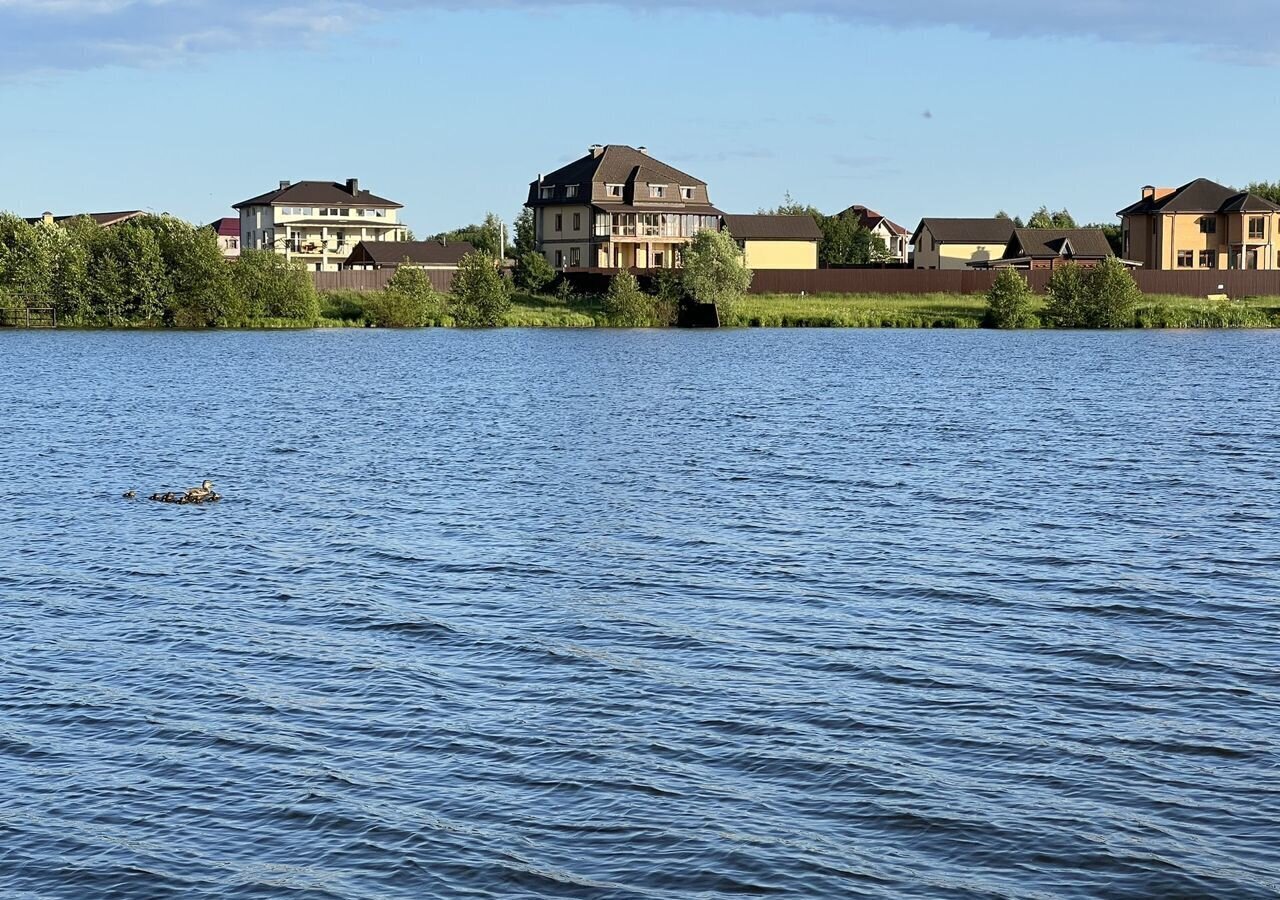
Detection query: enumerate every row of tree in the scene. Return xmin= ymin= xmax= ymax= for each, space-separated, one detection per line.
xmin=984 ymin=258 xmax=1141 ymax=329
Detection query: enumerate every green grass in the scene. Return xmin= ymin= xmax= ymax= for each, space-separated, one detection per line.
xmin=730 ymin=292 xmax=987 ymax=328
xmin=506 ymin=291 xmax=602 ymax=328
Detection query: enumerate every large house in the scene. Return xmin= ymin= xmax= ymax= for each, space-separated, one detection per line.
xmin=911 ymin=218 xmax=1016 ymax=269
xmin=721 ymin=214 xmax=820 ymax=269
xmin=837 ymin=205 xmax=911 ymax=263
xmin=527 ymin=144 xmax=722 ymax=270
xmin=1118 ymin=179 xmax=1280 ymax=270
xmin=233 ymin=179 xmax=407 ymax=272
xmin=969 ymin=228 xmax=1123 ymax=270
xmin=342 ymin=239 xmax=474 ymax=271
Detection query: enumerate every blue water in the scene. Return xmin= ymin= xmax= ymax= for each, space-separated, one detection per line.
xmin=1 ymin=329 xmax=1278 ymax=899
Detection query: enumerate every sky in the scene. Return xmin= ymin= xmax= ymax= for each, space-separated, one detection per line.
xmin=2 ymin=1 xmax=1279 ymax=235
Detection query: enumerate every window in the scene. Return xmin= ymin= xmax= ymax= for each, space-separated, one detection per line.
xmin=554 ymin=214 xmax=562 ymax=232
xmin=606 ymin=184 xmax=624 ymax=198
xmin=649 ymin=184 xmax=667 ymax=199
xmin=540 ymin=186 xmax=555 ymax=200
xmin=554 ymin=250 xmax=563 ymax=268
xmin=681 ymin=186 xmax=695 ymax=200
xmin=1249 ymin=217 xmax=1266 ymax=239
xmin=1200 ymin=217 xmax=1216 ymax=234
xmin=1177 ymin=250 xmax=1194 ymax=268
xmin=572 ymin=213 xmax=581 ymax=231
xmin=569 ymin=247 xmax=581 ymax=267
xmin=565 ymin=185 xmax=579 ymax=199
xmin=1200 ymin=250 xmax=1216 ymax=269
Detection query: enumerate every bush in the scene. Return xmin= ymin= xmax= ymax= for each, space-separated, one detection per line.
xmin=983 ymin=268 xmax=1037 ymax=328
xmin=682 ymin=227 xmax=753 ymax=319
xmin=514 ymin=251 xmax=556 ymax=293
xmin=449 ymin=251 xmax=511 ymax=327
xmin=229 ymin=250 xmax=319 ymax=325
xmin=1083 ymin=257 xmax=1140 ymax=328
xmin=650 ymin=268 xmax=685 ymax=326
xmin=361 ymin=265 xmax=444 ymax=327
xmin=1042 ymin=262 xmax=1088 ymax=328
xmin=602 ymin=270 xmax=657 ymax=326
xmin=319 ymin=290 xmax=369 ymax=323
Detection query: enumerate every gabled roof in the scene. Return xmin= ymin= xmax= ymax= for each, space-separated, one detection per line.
xmin=26 ymin=210 xmax=147 ymax=227
xmin=205 ymin=217 xmax=239 ymax=237
xmin=838 ymin=204 xmax=910 ymax=237
xmin=1117 ymin=178 xmax=1280 ymax=217
xmin=527 ymin=145 xmax=707 ymax=205
xmin=912 ymin=217 xmax=1016 ymax=245
xmin=1007 ymin=228 xmax=1114 ymax=260
xmin=344 ymin=240 xmax=474 ymax=267
xmin=722 ymin=214 xmax=821 ymax=241
xmin=235 ymin=180 xmax=401 ymax=210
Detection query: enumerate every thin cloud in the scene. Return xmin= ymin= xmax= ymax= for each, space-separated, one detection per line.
xmin=2 ymin=0 xmax=1279 ymax=75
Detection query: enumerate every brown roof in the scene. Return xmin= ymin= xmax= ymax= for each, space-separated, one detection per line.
xmin=912 ymin=217 xmax=1016 ymax=245
xmin=343 ymin=240 xmax=474 ymax=268
xmin=205 ymin=217 xmax=239 ymax=237
xmin=838 ymin=204 xmax=910 ymax=236
xmin=527 ymin=145 xmax=711 ymax=208
xmin=235 ymin=179 xmax=401 ymax=210
xmin=1007 ymin=228 xmax=1114 ymax=260
xmin=25 ymin=210 xmax=146 ymax=227
xmin=1117 ymin=178 xmax=1280 ymax=217
xmin=722 ymin=214 xmax=821 ymax=241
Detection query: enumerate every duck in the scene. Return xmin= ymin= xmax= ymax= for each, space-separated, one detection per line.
xmin=183 ymin=480 xmax=215 ymax=502
xmin=123 ymin=490 xmax=137 ymax=500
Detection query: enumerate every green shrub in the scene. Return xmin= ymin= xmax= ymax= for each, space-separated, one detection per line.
xmin=514 ymin=251 xmax=556 ymax=293
xmin=361 ymin=265 xmax=444 ymax=327
xmin=602 ymin=270 xmax=657 ymax=326
xmin=449 ymin=251 xmax=511 ymax=327
xmin=983 ymin=268 xmax=1037 ymax=328
xmin=1042 ymin=262 xmax=1088 ymax=328
xmin=1082 ymin=257 xmax=1140 ymax=328
xmin=229 ymin=250 xmax=319 ymax=325
xmin=319 ymin=290 xmax=369 ymax=323
xmin=682 ymin=227 xmax=753 ymax=319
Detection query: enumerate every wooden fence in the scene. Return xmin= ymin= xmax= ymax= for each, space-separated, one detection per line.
xmin=311 ymin=268 xmax=455 ymax=293
xmin=567 ymin=267 xmax=1280 ymax=298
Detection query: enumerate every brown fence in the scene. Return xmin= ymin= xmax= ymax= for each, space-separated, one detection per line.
xmin=311 ymin=268 xmax=456 ymax=293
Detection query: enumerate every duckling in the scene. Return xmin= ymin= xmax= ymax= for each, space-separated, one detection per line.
xmin=123 ymin=490 xmax=137 ymax=500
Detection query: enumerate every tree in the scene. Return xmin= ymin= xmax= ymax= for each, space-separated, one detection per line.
xmin=514 ymin=250 xmax=555 ymax=293
xmin=0 ymin=214 xmax=55 ymax=304
xmin=364 ymin=264 xmax=443 ymax=326
xmin=1245 ymin=181 xmax=1280 ymax=205
xmin=603 ymin=270 xmax=657 ymax=326
xmin=142 ymin=215 xmax=237 ymax=326
xmin=1042 ymin=262 xmax=1089 ymax=328
xmin=230 ymin=249 xmax=319 ymax=324
xmin=758 ymin=192 xmax=823 ymax=218
xmin=115 ymin=224 xmax=171 ymax=323
xmin=818 ymin=213 xmax=880 ymax=266
xmin=1025 ymin=206 xmax=1077 ymax=229
xmin=682 ymin=227 xmax=752 ymax=318
xmin=1082 ymin=257 xmax=1139 ymax=328
xmin=513 ymin=207 xmax=536 ymax=256
xmin=995 ymin=210 xmax=1025 ymax=228
xmin=435 ymin=211 xmax=507 ymax=260
xmin=983 ymin=268 xmax=1036 ymax=329
xmin=449 ymin=251 xmax=511 ymax=326
xmin=1084 ymin=222 xmax=1123 ymax=256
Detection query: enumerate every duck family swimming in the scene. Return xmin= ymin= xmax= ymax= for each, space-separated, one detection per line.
xmin=127 ymin=480 xmax=222 ymax=505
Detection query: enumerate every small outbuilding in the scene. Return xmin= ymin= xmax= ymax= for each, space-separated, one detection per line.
xmin=721 ymin=214 xmax=821 ymax=269
xmin=968 ymin=228 xmax=1137 ymax=270
xmin=342 ymin=240 xmax=475 ymax=271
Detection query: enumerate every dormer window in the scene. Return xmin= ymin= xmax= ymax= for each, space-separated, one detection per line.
xmin=681 ymin=186 xmax=695 ymax=200
xmin=650 ymin=185 xmax=667 ymax=199
xmin=606 ymin=184 xmax=624 ymax=198
xmin=539 ymin=186 xmax=555 ymax=200
xmin=565 ymin=185 xmax=579 ymax=199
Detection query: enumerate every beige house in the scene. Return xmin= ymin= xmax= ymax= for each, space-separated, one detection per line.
xmin=205 ymin=218 xmax=241 ymax=259
xmin=1118 ymin=179 xmax=1280 ymax=270
xmin=233 ymin=179 xmax=407 ymax=272
xmin=910 ymin=218 xmax=1016 ymax=269
xmin=837 ymin=205 xmax=911 ymax=263
xmin=527 ymin=144 xmax=721 ymax=270
xmin=721 ymin=214 xmax=820 ymax=269
xmin=968 ymin=228 xmax=1127 ymax=270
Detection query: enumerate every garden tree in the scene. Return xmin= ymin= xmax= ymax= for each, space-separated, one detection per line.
xmin=983 ymin=267 xmax=1037 ymax=329
xmin=995 ymin=210 xmax=1026 ymax=228
xmin=1245 ymin=181 xmax=1280 ymax=205
xmin=1085 ymin=222 xmax=1123 ymax=256
xmin=141 ymin=215 xmax=237 ymax=326
xmin=114 ymin=224 xmax=171 ymax=323
xmin=449 ymin=251 xmax=511 ymax=326
xmin=1082 ymin=256 xmax=1140 ymax=328
xmin=681 ymin=226 xmax=753 ymax=317
xmin=758 ymin=192 xmax=823 ymax=219
xmin=1041 ymin=262 xmax=1089 ymax=328
xmin=514 ymin=250 xmax=555 ymax=293
xmin=513 ymin=207 xmax=536 ymax=257
xmin=818 ymin=213 xmax=884 ymax=267
xmin=50 ymin=217 xmax=94 ymax=323
xmin=1024 ymin=207 xmax=1077 ymax=229
xmin=230 ymin=250 xmax=319 ymax=324
xmin=435 ymin=212 xmax=508 ymax=260
xmin=0 ymin=214 xmax=56 ymax=304
xmin=363 ymin=264 xmax=444 ymax=327
xmin=87 ymin=246 xmax=127 ymax=324
xmin=603 ymin=270 xmax=656 ymax=326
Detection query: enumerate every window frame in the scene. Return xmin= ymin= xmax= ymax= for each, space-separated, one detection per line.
xmin=1176 ymin=250 xmax=1194 ymax=268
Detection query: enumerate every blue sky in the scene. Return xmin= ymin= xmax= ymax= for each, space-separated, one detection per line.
xmin=2 ymin=1 xmax=1278 ymax=234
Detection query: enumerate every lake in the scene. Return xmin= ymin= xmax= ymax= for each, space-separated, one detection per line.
xmin=1 ymin=328 xmax=1278 ymax=898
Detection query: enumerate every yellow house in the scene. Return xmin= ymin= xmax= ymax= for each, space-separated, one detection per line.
xmin=1118 ymin=179 xmax=1280 ymax=270
xmin=721 ymin=214 xmax=820 ymax=270
xmin=910 ymin=218 xmax=1017 ymax=269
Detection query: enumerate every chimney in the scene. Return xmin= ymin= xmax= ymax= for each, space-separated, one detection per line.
xmin=638 ymin=146 xmax=649 ymax=156
xmin=42 ymin=211 xmax=54 ymax=225
xmin=589 ymin=144 xmax=604 ymax=158
xmin=279 ymin=180 xmax=291 ymax=190
xmin=1142 ymin=185 xmax=1175 ymax=202
xmin=346 ymin=178 xmax=359 ymax=195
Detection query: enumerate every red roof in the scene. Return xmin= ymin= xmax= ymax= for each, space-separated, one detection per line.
xmin=206 ymin=217 xmax=239 ymax=237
